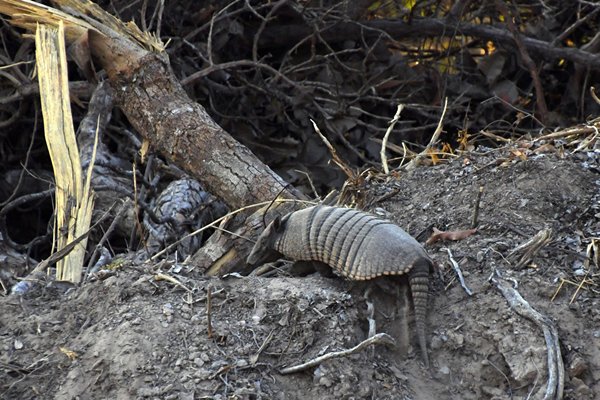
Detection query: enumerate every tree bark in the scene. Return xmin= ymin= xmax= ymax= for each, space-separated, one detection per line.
xmin=88 ymin=31 xmax=303 ymax=211
xmin=87 ymin=31 xmax=306 ymax=274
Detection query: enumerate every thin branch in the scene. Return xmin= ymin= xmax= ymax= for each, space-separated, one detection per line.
xmin=381 ymin=104 xmax=404 ymax=174
xmin=490 ymin=272 xmax=564 ymax=400
xmin=279 ymin=333 xmax=396 ymax=374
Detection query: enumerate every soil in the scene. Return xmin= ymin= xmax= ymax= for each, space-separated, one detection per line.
xmin=1 ymin=146 xmax=599 ymax=400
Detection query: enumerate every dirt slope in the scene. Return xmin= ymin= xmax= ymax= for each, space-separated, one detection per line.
xmin=1 ymin=148 xmax=599 ymax=400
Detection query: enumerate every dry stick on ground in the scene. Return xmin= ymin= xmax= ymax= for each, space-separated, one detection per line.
xmin=508 ymin=228 xmax=553 ymax=270
xmin=279 ymin=333 xmax=396 ymax=375
xmin=250 ymin=329 xmax=275 ymax=366
xmin=206 ymin=285 xmax=213 ymax=339
xmin=471 ymin=186 xmax=483 ymax=228
xmin=490 ymin=272 xmax=564 ymax=400
xmin=567 ymin=239 xmax=599 ymax=303
xmin=443 ymin=248 xmax=473 ymax=296
xmin=154 ymin=272 xmax=192 ymax=293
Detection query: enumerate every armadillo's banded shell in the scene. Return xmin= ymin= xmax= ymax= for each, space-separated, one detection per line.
xmin=267 ymin=205 xmax=431 ymax=367
xmin=275 ymin=206 xmax=428 ymax=280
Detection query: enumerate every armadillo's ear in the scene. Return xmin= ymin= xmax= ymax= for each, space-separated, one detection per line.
xmin=272 ymin=215 xmax=282 ymax=231
xmin=272 ymin=214 xmax=288 ymax=232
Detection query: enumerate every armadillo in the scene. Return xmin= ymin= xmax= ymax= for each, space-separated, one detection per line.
xmin=247 ymin=205 xmax=432 ymax=367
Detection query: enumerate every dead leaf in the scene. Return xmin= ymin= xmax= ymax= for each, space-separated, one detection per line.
xmin=426 ymin=227 xmax=478 ymax=245
xmin=534 ymin=143 xmax=556 ymax=154
xmin=509 ymin=148 xmax=528 ymax=161
xmin=59 ymin=346 xmax=78 ymax=361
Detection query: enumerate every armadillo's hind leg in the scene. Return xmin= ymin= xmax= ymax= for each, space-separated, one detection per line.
xmin=408 ymin=259 xmax=430 ymax=368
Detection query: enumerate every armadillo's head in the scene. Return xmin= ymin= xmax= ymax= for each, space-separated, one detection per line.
xmin=247 ymin=214 xmax=288 ymax=267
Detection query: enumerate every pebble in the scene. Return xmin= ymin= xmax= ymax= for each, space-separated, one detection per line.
xmin=572 ymin=377 xmax=594 ymax=399
xmin=568 ymin=355 xmax=588 ymax=377
xmin=319 ymin=377 xmax=333 ymax=387
xmin=430 ymin=335 xmax=443 ymax=350
xmin=438 ymin=365 xmax=451 ymax=384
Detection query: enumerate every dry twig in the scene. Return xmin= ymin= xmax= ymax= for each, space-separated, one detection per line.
xmin=471 ymin=186 xmax=483 ymax=228
xmin=490 ymin=272 xmax=564 ymax=400
xmin=404 ymin=98 xmax=448 ymax=171
xmin=311 ymin=119 xmax=356 ymax=179
xmin=279 ymin=333 xmax=396 ymax=375
xmin=508 ymin=228 xmax=552 ymax=270
xmin=381 ymin=104 xmax=404 ymax=174
xmin=154 ymin=272 xmax=192 ymax=293
xmin=443 ymin=248 xmax=473 ymax=296
xmin=206 ymin=285 xmax=213 ymax=339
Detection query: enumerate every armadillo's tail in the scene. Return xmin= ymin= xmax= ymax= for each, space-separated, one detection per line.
xmin=409 ymin=259 xmax=430 ymax=368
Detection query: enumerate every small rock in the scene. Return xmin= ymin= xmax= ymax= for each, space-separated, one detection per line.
xmin=480 ymin=385 xmax=508 ymax=398
xmin=476 ymin=251 xmax=485 ymax=262
xmin=572 ymin=377 xmax=594 ymax=399
xmin=194 ymin=357 xmax=204 ymax=367
xmin=430 ymin=335 xmax=443 ymax=350
xmin=162 ymin=303 xmax=174 ymax=316
xmin=210 ymin=360 xmax=228 ymax=369
xmin=319 ymin=377 xmax=333 ymax=387
xmin=573 ymin=268 xmax=587 ymax=277
xmin=235 ymin=359 xmax=248 ymax=368
xmin=568 ymin=355 xmax=588 ymax=378
xmin=447 ymin=331 xmax=464 ymax=347
xmin=499 ymin=336 xmax=545 ymax=385
xmin=136 ymin=387 xmax=160 ymax=397
xmin=313 ymin=365 xmax=327 ymax=380
xmin=193 ymin=369 xmax=211 ymax=380
xmin=437 ymin=365 xmax=452 ymax=384
xmin=14 ymin=339 xmax=23 ymax=350
xmin=389 ymin=365 xmax=408 ymax=381
xmin=178 ymin=392 xmax=194 ymax=400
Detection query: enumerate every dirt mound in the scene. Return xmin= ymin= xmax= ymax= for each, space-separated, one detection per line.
xmin=2 ymin=149 xmax=598 ymax=399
